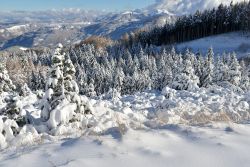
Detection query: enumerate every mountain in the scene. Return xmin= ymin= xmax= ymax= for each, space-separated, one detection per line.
xmin=0 ymin=10 xmax=175 ymax=50
xmin=0 ymin=10 xmax=103 ymax=49
xmin=83 ymin=11 xmax=175 ymax=39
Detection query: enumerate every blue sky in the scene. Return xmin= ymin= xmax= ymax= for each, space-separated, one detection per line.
xmin=0 ymin=0 xmax=155 ymax=11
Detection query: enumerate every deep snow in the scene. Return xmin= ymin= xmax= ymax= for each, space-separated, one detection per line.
xmin=1 ymin=86 xmax=250 ymax=166
xmin=1 ymin=124 xmax=250 ymax=167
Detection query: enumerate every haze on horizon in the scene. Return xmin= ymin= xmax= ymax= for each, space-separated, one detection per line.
xmin=0 ymin=0 xmax=155 ymax=12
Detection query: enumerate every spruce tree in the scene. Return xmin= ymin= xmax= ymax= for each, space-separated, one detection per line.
xmin=0 ymin=63 xmax=16 ymax=94
xmin=42 ymin=44 xmax=65 ymax=121
xmin=113 ymin=67 xmax=125 ymax=93
xmin=172 ymin=58 xmax=199 ymax=91
xmin=42 ymin=44 xmax=91 ymax=128
xmin=240 ymin=61 xmax=249 ymax=91
xmin=200 ymin=47 xmax=214 ymax=87
xmin=228 ymin=53 xmax=241 ymax=86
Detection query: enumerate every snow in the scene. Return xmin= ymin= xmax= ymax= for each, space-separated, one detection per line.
xmin=1 ymin=124 xmax=250 ymax=167
xmin=176 ymin=32 xmax=250 ymax=58
xmin=19 ymin=47 xmax=28 ymax=51
xmin=6 ymin=24 xmax=29 ymax=34
xmin=48 ymin=100 xmax=77 ymax=129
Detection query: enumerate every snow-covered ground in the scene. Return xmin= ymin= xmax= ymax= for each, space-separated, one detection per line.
xmin=176 ymin=32 xmax=250 ymax=58
xmin=1 ymin=124 xmax=250 ymax=167
xmin=1 ymin=86 xmax=250 ymax=166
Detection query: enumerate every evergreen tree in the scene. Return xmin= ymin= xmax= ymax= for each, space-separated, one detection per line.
xmin=42 ymin=44 xmax=65 ymax=121
xmin=200 ymin=47 xmax=214 ymax=87
xmin=113 ymin=66 xmax=125 ymax=93
xmin=37 ymin=70 xmax=46 ymax=91
xmin=195 ymin=52 xmax=204 ymax=86
xmin=29 ymin=71 xmax=38 ymax=91
xmin=42 ymin=44 xmax=91 ymax=128
xmin=86 ymin=79 xmax=96 ymax=97
xmin=19 ymin=83 xmax=32 ymax=97
xmin=214 ymin=56 xmax=231 ymax=86
xmin=172 ymin=58 xmax=199 ymax=91
xmin=0 ymin=63 xmax=16 ymax=94
xmin=240 ymin=61 xmax=249 ymax=91
xmin=228 ymin=53 xmax=241 ymax=86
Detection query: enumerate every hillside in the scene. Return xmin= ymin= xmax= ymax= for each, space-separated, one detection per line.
xmin=124 ymin=1 xmax=250 ymax=50
xmin=176 ymin=32 xmax=250 ymax=58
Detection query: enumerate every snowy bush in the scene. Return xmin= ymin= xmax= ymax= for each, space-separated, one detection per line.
xmin=48 ymin=99 xmax=77 ymax=129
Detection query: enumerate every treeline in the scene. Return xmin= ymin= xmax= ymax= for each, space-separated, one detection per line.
xmin=4 ymin=43 xmax=246 ymax=97
xmin=121 ymin=1 xmax=250 ymax=47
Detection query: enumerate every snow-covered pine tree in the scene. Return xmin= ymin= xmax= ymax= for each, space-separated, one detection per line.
xmin=41 ymin=44 xmax=65 ymax=121
xmin=29 ymin=70 xmax=46 ymax=91
xmin=86 ymin=79 xmax=96 ymax=97
xmin=140 ymin=69 xmax=152 ymax=90
xmin=200 ymin=47 xmax=214 ymax=87
xmin=228 ymin=52 xmax=241 ymax=86
xmin=113 ymin=66 xmax=125 ymax=93
xmin=37 ymin=70 xmax=46 ymax=91
xmin=124 ymin=50 xmax=134 ymax=75
xmin=121 ymin=74 xmax=130 ymax=95
xmin=195 ymin=52 xmax=204 ymax=87
xmin=213 ymin=56 xmax=230 ymax=85
xmin=0 ymin=63 xmax=26 ymax=128
xmin=64 ymin=54 xmax=78 ymax=98
xmin=63 ymin=54 xmax=89 ymax=115
xmin=42 ymin=44 xmax=93 ymax=129
xmin=19 ymin=83 xmax=32 ymax=97
xmin=148 ymin=56 xmax=158 ymax=90
xmin=156 ymin=54 xmax=167 ymax=90
xmin=76 ymin=64 xmax=87 ymax=95
xmin=240 ymin=60 xmax=249 ymax=91
xmin=29 ymin=71 xmax=38 ymax=91
xmin=172 ymin=58 xmax=199 ymax=91
xmin=170 ymin=53 xmax=183 ymax=85
xmin=0 ymin=63 xmax=16 ymax=94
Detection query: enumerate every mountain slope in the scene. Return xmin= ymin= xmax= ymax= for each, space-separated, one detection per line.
xmin=176 ymin=32 xmax=250 ymax=58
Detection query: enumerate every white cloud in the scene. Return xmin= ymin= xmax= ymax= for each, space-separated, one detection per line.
xmin=146 ymin=0 xmax=249 ymax=15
